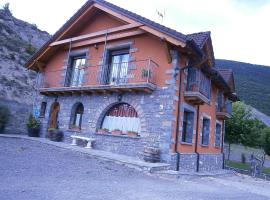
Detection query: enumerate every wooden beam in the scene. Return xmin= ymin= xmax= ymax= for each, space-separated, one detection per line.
xmin=161 ymin=39 xmax=172 ymax=63
xmin=93 ymin=3 xmax=138 ymax=24
xmin=140 ymin=26 xmax=186 ymax=47
xmin=50 ymin=23 xmax=142 ymax=47
xmin=70 ymin=30 xmax=145 ymax=48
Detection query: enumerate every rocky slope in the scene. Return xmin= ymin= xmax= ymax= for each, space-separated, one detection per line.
xmin=0 ymin=5 xmax=50 ymax=104
xmin=0 ymin=5 xmax=50 ymax=134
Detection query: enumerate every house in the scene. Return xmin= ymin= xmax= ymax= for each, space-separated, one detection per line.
xmin=25 ymin=0 xmax=237 ymax=171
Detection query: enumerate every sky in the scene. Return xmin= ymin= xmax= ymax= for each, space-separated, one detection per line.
xmin=1 ymin=0 xmax=270 ymax=66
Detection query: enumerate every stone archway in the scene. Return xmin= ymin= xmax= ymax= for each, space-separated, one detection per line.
xmin=100 ymin=103 xmax=140 ymax=133
xmin=95 ymin=98 xmax=147 ymax=135
xmin=49 ymin=102 xmax=60 ymax=129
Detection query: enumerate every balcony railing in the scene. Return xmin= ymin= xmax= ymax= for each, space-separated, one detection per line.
xmin=184 ymin=68 xmax=211 ymax=104
xmin=37 ymin=59 xmax=158 ymax=94
xmin=216 ymin=100 xmax=232 ymax=119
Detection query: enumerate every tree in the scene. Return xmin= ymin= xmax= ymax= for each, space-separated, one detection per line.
xmin=261 ymin=128 xmax=270 ymax=156
xmin=225 ymin=102 xmax=265 ymax=159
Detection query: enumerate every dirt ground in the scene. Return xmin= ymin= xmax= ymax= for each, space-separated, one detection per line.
xmin=1 ymin=138 xmax=270 ymax=200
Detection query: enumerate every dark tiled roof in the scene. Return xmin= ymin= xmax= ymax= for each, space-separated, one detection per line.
xmin=96 ymin=0 xmax=188 ymax=43
xmin=217 ymin=69 xmax=233 ymax=82
xmin=187 ymin=31 xmax=210 ymax=49
xmin=25 ymin=0 xmax=211 ymax=67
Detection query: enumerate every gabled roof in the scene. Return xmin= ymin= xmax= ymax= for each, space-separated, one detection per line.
xmin=187 ymin=31 xmax=210 ymax=49
xmin=25 ymin=0 xmax=211 ymax=68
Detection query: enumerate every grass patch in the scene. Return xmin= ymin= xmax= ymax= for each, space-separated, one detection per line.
xmin=226 ymin=160 xmax=250 ymax=170
xmin=226 ymin=160 xmax=270 ymax=175
xmin=263 ymin=168 xmax=270 ymax=174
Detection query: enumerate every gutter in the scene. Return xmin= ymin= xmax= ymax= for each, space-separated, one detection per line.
xmin=175 ymin=64 xmax=191 ymax=171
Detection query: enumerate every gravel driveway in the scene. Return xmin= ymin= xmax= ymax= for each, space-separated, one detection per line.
xmin=0 ymin=138 xmax=270 ymax=200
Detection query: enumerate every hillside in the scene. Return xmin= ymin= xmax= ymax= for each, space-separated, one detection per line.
xmin=0 ymin=4 xmax=50 ymax=134
xmin=216 ymin=59 xmax=270 ymax=116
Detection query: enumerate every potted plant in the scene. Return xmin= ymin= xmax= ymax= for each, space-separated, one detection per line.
xmin=47 ymin=128 xmax=64 ymax=142
xmin=111 ymin=129 xmax=122 ymax=135
xmin=26 ymin=114 xmax=41 ymax=137
xmin=141 ymin=69 xmax=152 ymax=79
xmin=97 ymin=128 xmax=109 ymax=134
xmin=127 ymin=131 xmax=139 ymax=137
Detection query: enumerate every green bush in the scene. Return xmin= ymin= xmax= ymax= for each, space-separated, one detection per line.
xmin=0 ymin=106 xmax=10 ymax=133
xmin=27 ymin=114 xmax=40 ymax=129
xmin=261 ymin=128 xmax=270 ymax=156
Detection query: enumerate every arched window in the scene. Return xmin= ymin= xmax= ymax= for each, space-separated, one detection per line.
xmin=101 ymin=103 xmax=141 ymax=133
xmin=70 ymin=103 xmax=84 ymax=130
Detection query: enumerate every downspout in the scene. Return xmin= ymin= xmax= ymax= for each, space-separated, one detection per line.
xmin=221 ymin=120 xmax=226 ymax=169
xmin=195 ymin=105 xmax=200 ymax=172
xmin=175 ymin=61 xmax=190 ymax=171
xmin=175 ymin=64 xmax=183 ymax=171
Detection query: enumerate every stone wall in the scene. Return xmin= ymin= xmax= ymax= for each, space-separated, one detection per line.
xmin=38 ymin=87 xmax=176 ymax=162
xmin=178 ymin=153 xmax=224 ymax=171
xmin=0 ymin=99 xmax=32 ymax=134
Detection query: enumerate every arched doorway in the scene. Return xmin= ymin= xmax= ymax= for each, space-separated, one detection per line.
xmin=101 ymin=103 xmax=141 ymax=133
xmin=49 ymin=102 xmax=60 ymax=129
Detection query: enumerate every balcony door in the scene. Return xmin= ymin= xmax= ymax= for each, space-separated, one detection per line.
xmin=109 ymin=49 xmax=129 ymax=85
xmin=66 ymin=56 xmax=86 ymax=87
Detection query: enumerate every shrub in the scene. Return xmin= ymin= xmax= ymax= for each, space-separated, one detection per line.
xmin=261 ymin=128 xmax=270 ymax=156
xmin=27 ymin=114 xmax=40 ymax=130
xmin=0 ymin=106 xmax=10 ymax=133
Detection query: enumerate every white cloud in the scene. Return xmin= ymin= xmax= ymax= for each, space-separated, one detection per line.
xmin=1 ymin=0 xmax=270 ymax=66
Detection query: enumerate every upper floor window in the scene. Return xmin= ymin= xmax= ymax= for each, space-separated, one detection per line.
xmin=102 ymin=48 xmax=130 ymax=85
xmin=201 ymin=118 xmax=210 ymax=146
xmin=182 ymin=110 xmax=194 ymax=143
xmin=66 ymin=56 xmax=86 ymax=87
xmin=215 ymin=123 xmax=222 ymax=147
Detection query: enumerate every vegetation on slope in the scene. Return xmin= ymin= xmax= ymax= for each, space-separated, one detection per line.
xmin=216 ymin=59 xmax=270 ymax=116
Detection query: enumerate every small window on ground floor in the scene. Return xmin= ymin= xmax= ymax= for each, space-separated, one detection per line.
xmin=202 ymin=118 xmax=210 ymax=146
xmin=181 ymin=110 xmax=194 ymax=143
xmin=39 ymin=102 xmax=47 ymax=118
xmin=101 ymin=103 xmax=140 ymax=134
xmin=215 ymin=123 xmax=222 ymax=147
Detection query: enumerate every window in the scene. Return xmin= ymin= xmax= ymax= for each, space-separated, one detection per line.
xmin=201 ymin=118 xmax=210 ymax=146
xmin=101 ymin=48 xmax=130 ymax=85
xmin=182 ymin=110 xmax=194 ymax=143
xmin=215 ymin=123 xmax=222 ymax=147
xmin=39 ymin=102 xmax=47 ymax=118
xmin=66 ymin=56 xmax=86 ymax=87
xmin=101 ymin=103 xmax=140 ymax=134
xmin=70 ymin=103 xmax=84 ymax=130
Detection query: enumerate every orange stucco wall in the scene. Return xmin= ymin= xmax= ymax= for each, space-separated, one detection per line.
xmin=77 ymin=12 xmax=125 ymax=35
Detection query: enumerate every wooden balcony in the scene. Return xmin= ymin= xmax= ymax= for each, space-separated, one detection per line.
xmin=37 ymin=59 xmax=158 ymax=95
xmin=184 ymin=68 xmax=211 ymax=105
xmin=216 ymin=101 xmax=232 ymax=120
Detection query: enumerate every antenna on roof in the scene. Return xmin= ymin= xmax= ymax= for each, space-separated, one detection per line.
xmin=156 ymin=9 xmax=166 ymax=24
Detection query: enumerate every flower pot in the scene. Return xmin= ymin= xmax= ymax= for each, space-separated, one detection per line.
xmin=143 ymin=147 xmax=160 ymax=163
xmin=27 ymin=128 xmax=40 ymax=137
xmin=127 ymin=131 xmax=138 ymax=137
xmin=97 ymin=129 xmax=109 ymax=134
xmin=47 ymin=129 xmax=64 ymax=142
xmin=111 ymin=130 xmax=122 ymax=135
